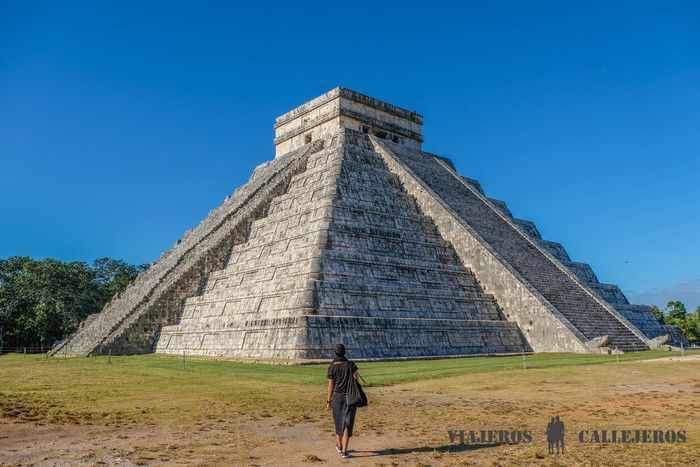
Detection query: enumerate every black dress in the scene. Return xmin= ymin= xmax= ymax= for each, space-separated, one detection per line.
xmin=327 ymin=358 xmax=358 ymax=437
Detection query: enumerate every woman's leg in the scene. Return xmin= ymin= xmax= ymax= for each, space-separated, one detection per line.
xmin=341 ymin=405 xmax=356 ymax=455
xmin=341 ymin=428 xmax=351 ymax=453
xmin=331 ymin=397 xmax=345 ymax=453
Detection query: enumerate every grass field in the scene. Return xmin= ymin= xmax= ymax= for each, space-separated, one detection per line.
xmin=1 ymin=350 xmax=699 ymax=466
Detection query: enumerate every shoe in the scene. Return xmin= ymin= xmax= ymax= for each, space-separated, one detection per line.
xmin=336 ymin=445 xmax=342 ymax=454
xmin=341 ymin=452 xmax=350 ymax=459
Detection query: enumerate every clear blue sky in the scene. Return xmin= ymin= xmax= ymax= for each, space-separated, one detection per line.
xmin=2 ymin=2 xmax=698 ymax=304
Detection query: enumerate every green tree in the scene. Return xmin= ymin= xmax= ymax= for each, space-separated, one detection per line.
xmin=687 ymin=309 xmax=700 ymax=344
xmin=663 ymin=300 xmax=700 ymax=344
xmin=650 ymin=305 xmax=665 ymax=324
xmin=0 ymin=256 xmax=147 ymax=350
xmin=666 ymin=300 xmax=687 ymax=321
xmin=92 ymin=257 xmax=148 ymax=300
xmin=0 ymin=257 xmax=101 ymax=349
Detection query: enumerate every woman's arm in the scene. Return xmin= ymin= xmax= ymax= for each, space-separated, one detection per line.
xmin=326 ymin=379 xmax=334 ymax=408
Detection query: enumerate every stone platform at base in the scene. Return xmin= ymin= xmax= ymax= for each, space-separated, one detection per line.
xmin=156 ymin=315 xmax=529 ymax=360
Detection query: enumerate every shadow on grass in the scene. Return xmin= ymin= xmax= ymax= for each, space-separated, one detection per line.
xmin=350 ymin=442 xmax=504 ymax=457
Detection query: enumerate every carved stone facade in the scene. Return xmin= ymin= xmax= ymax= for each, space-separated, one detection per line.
xmin=274 ymin=88 xmax=423 ymax=158
xmin=55 ymin=88 xmax=686 ymax=360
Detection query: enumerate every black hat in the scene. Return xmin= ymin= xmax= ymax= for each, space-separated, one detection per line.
xmin=334 ymin=344 xmax=346 ymax=356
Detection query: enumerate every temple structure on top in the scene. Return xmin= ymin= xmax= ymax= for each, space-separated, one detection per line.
xmin=53 ymin=87 xmax=687 ymax=360
xmin=273 ymin=87 xmax=423 ymax=157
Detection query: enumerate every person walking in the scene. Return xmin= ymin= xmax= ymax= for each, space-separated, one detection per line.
xmin=326 ymin=344 xmax=359 ymax=459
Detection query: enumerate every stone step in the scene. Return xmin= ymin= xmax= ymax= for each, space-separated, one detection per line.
xmin=267 ymin=182 xmax=336 ymax=211
xmin=513 ymin=218 xmax=541 ymax=239
xmin=332 ymin=204 xmax=441 ymax=236
xmin=316 ymin=281 xmax=496 ymax=301
xmin=588 ymin=283 xmax=629 ymax=305
xmin=315 ymin=307 xmax=502 ymax=321
xmin=156 ymin=315 xmax=530 ymax=359
xmin=328 ymin=221 xmax=449 ymax=247
xmin=332 ymin=196 xmax=421 ymax=217
xmin=538 ymin=240 xmax=571 ymax=262
xmin=187 ymin=276 xmax=315 ymax=305
xmin=247 ymin=203 xmax=332 ymax=238
xmin=488 ymin=198 xmax=513 ymax=218
xmin=331 ymin=200 xmax=435 ymax=227
xmin=562 ymin=261 xmax=599 ymax=284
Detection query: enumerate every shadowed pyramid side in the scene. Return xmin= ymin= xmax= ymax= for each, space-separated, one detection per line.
xmin=512 ymin=221 xmax=688 ymax=348
xmin=372 ymin=137 xmax=650 ymax=353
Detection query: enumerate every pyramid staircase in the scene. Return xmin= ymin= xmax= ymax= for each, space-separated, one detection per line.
xmin=156 ymin=131 xmax=529 ymax=359
xmin=466 ymin=174 xmax=684 ymax=347
xmin=373 ymin=138 xmax=650 ymax=352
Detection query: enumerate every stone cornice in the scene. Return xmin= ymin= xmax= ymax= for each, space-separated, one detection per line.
xmin=274 ymin=107 xmax=341 ymax=145
xmin=274 ymin=87 xmax=423 ymax=129
xmin=273 ymin=106 xmax=423 ymax=146
xmin=341 ymin=108 xmax=423 ymax=142
xmin=338 ymin=88 xmax=423 ymax=125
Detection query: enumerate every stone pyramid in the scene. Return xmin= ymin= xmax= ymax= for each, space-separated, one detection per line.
xmin=54 ymin=88 xmax=686 ymax=360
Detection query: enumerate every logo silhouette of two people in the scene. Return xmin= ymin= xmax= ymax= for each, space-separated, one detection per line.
xmin=546 ymin=416 xmax=565 ymax=454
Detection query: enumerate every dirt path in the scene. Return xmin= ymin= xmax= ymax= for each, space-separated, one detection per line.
xmin=2 ymin=359 xmax=700 ymax=466
xmin=0 ymin=415 xmax=426 ymax=467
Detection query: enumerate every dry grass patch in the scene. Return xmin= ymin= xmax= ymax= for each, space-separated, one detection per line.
xmin=1 ymin=350 xmax=699 ymax=466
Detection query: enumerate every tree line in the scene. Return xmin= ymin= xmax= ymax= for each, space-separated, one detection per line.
xmin=1 ymin=255 xmax=698 ymax=351
xmin=0 ymin=256 xmax=148 ymax=351
xmin=650 ymin=301 xmax=700 ymax=344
